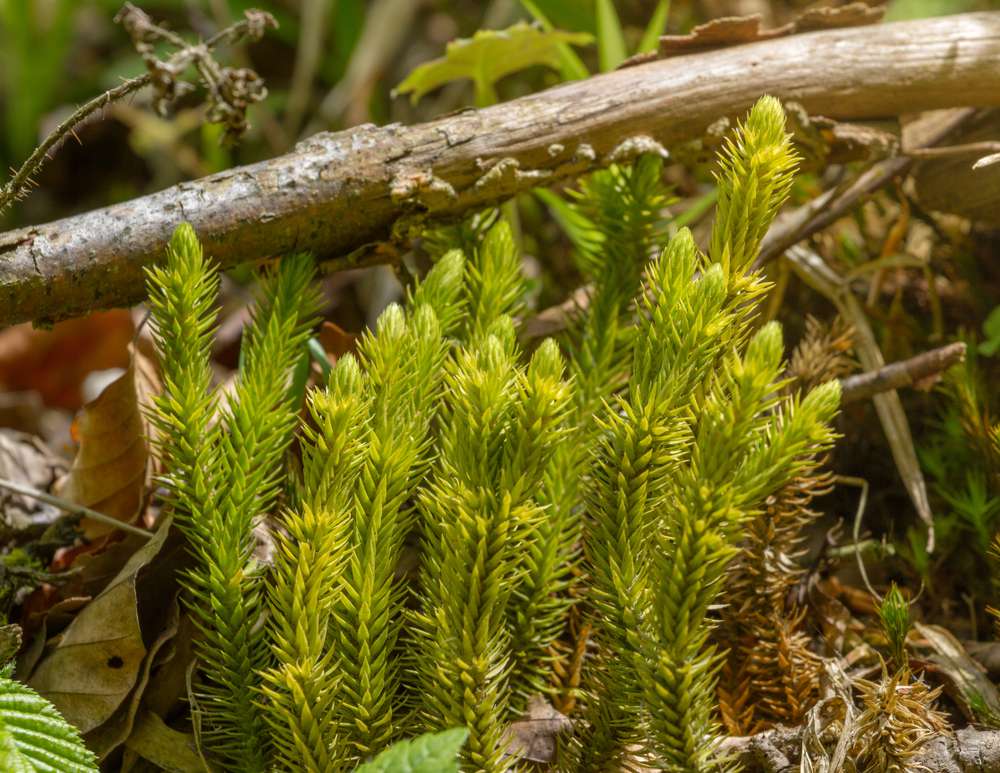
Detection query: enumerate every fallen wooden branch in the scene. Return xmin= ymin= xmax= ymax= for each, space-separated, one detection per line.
xmin=840 ymin=342 xmax=967 ymax=404
xmin=722 ymin=726 xmax=1000 ymax=772
xmin=3 ymin=12 xmax=1000 ymax=327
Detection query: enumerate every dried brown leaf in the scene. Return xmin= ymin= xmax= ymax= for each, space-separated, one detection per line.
xmin=27 ymin=518 xmax=173 ymax=732
xmin=654 ymin=4 xmax=884 ymax=59
xmin=59 ymin=348 xmax=160 ymax=538
xmin=503 ymin=695 xmax=573 ymax=764
xmin=85 ymin=597 xmax=181 ymax=760
xmin=123 ymin=710 xmax=203 ymax=773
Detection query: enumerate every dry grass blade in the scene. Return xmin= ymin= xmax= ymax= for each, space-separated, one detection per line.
xmin=786 ymin=245 xmax=935 ymax=551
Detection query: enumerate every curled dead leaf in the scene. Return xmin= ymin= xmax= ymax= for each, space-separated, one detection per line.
xmin=123 ymin=710 xmax=204 ymax=773
xmin=646 ymin=4 xmax=885 ymax=61
xmin=0 ymin=310 xmax=134 ymax=410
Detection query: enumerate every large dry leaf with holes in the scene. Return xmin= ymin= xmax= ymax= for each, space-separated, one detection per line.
xmin=28 ymin=518 xmax=173 ymax=733
xmin=58 ymin=348 xmax=160 ymax=538
xmin=85 ymin=597 xmax=181 ymax=760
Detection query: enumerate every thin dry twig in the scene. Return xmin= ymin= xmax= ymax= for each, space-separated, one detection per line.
xmin=0 ymin=476 xmax=153 ymax=539
xmin=840 ymin=342 xmax=967 ymax=404
xmin=907 ymin=141 xmax=1000 ymax=159
xmin=754 ymin=109 xmax=977 ymax=269
xmin=0 ymin=4 xmax=276 ymax=215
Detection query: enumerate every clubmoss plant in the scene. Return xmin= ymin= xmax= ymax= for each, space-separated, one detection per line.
xmin=143 ymin=96 xmax=841 ymax=773
xmin=259 ymin=357 xmax=370 ymax=772
xmin=412 ymin=332 xmax=572 ymax=771
xmin=570 ymin=96 xmax=840 ymax=772
xmin=509 ymin=156 xmax=673 ymax=702
xmin=328 ymin=255 xmax=464 ymax=762
xmin=717 ymin=460 xmax=831 ymax=735
xmin=147 ymin=226 xmax=320 ymax=771
xmin=717 ymin=319 xmax=851 ymax=735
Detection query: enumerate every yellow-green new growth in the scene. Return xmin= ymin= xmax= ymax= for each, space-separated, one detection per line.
xmin=574 ymin=96 xmax=838 ymax=772
xmin=575 ymin=230 xmax=737 ymax=771
xmin=413 ymin=334 xmax=572 ymax=772
xmin=643 ymin=331 xmax=839 ymax=771
xmin=710 ymin=95 xmax=798 ymax=282
xmin=330 ymin=255 xmax=463 ymax=762
xmin=260 ymin=356 xmax=369 ymax=772
xmin=511 ymin=156 xmax=672 ymax=702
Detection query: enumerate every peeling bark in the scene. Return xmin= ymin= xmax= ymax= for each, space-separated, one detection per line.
xmin=3 ymin=12 xmax=1000 ymax=327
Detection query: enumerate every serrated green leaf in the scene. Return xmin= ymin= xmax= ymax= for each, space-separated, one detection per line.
xmin=394 ymin=22 xmax=592 ymax=106
xmin=355 ymin=728 xmax=468 ymax=773
xmin=0 ymin=668 xmax=97 ymax=772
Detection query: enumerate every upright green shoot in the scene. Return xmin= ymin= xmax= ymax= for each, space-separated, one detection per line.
xmin=413 ymin=334 xmax=572 ymax=771
xmin=260 ymin=357 xmax=369 ymax=772
xmin=510 ymin=156 xmax=671 ymax=701
xmin=573 ymin=97 xmax=838 ymax=772
xmin=147 ymin=225 xmax=319 ymax=771
xmin=329 ymin=256 xmax=462 ymax=762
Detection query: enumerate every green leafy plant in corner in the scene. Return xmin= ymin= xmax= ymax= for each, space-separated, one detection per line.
xmin=356 ymin=728 xmax=468 ymax=773
xmin=0 ymin=664 xmax=97 ymax=772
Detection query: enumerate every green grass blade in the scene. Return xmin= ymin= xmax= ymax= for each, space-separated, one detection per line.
xmin=595 ymin=0 xmax=627 ymax=71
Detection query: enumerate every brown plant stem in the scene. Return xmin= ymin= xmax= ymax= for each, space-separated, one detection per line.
xmin=0 ymin=476 xmax=154 ymax=539
xmin=753 ymin=108 xmax=977 ymax=269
